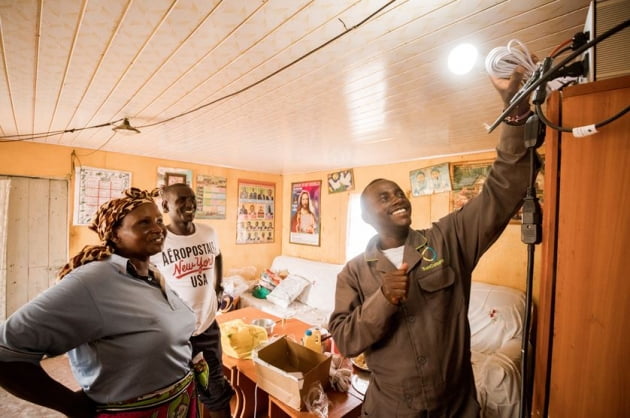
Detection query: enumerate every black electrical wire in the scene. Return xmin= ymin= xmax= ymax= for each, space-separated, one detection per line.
xmin=535 ymin=103 xmax=630 ymax=133
xmin=549 ymin=38 xmax=572 ymax=58
xmin=488 ymin=18 xmax=630 ymax=133
xmin=0 ymin=120 xmax=122 ymax=142
xmin=554 ymin=78 xmax=579 ymax=91
xmin=0 ymin=1 xmax=397 ymax=141
xmin=550 ymin=31 xmax=589 ymax=59
xmin=75 ymin=135 xmax=117 ymax=156
xmin=519 ymin=115 xmax=545 ymax=418
xmin=136 ymin=0 xmax=396 ymax=129
xmin=550 ymin=46 xmax=573 ymax=59
xmin=520 ymin=236 xmax=536 ymax=418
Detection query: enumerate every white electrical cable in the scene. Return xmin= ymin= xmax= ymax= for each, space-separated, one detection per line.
xmin=254 ymin=382 xmax=258 ymax=412
xmin=485 ymin=39 xmax=538 ymax=80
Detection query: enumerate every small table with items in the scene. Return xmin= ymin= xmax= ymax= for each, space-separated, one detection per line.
xmin=216 ymin=307 xmax=367 ymax=417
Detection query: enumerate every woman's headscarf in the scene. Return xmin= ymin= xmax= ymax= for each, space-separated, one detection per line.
xmin=58 ymin=187 xmax=160 ymax=280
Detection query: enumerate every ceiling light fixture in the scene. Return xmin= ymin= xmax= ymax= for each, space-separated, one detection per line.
xmin=448 ymin=43 xmax=478 ymax=75
xmin=112 ymin=118 xmax=141 ymax=134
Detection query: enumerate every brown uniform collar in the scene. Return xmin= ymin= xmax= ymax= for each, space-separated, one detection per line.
xmin=363 ymin=228 xmax=428 ymax=272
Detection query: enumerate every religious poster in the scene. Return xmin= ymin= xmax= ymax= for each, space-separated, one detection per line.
xmin=289 ymin=180 xmax=321 ymax=246
xmin=195 ymin=175 xmax=227 ymax=219
xmin=236 ymin=180 xmax=275 ymax=244
xmin=74 ymin=166 xmax=132 ymax=225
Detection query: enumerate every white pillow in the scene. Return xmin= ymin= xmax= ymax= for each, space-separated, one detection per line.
xmin=266 ymin=274 xmax=311 ymax=308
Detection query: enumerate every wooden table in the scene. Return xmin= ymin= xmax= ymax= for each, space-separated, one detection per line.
xmin=217 ymin=307 xmax=364 ymax=418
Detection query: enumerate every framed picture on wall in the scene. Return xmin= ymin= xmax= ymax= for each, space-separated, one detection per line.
xmin=236 ymin=180 xmax=275 ymax=244
xmin=327 ymin=169 xmax=354 ymax=193
xmin=157 ymin=167 xmax=192 ymax=188
xmin=165 ymin=172 xmax=187 ymax=186
xmin=289 ymin=180 xmax=321 ymax=246
xmin=410 ymin=163 xmax=452 ymax=197
xmin=449 ymin=159 xmax=493 ymax=211
xmin=449 ymin=157 xmax=545 ymax=222
xmin=409 ymin=167 xmax=432 ymax=197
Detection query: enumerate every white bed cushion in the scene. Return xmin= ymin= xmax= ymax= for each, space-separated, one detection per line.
xmin=238 ymin=292 xmax=309 ymax=319
xmin=468 ymin=281 xmax=526 ymax=354
xmin=468 ymin=282 xmax=525 ymax=418
xmin=238 ymin=291 xmax=330 ymax=327
xmin=270 ymin=255 xmax=344 ymax=312
xmin=471 ymin=348 xmax=521 ymax=418
xmin=266 ymin=274 xmax=310 ymax=308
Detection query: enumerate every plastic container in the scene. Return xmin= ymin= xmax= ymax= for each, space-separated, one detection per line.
xmin=302 ymin=328 xmax=323 ymax=353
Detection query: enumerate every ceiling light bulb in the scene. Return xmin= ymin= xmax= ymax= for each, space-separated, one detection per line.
xmin=448 ymin=43 xmax=478 ymax=75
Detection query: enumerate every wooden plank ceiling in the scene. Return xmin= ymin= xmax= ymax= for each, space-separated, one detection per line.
xmin=0 ymin=0 xmax=592 ymax=174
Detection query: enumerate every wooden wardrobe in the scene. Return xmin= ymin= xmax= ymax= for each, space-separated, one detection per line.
xmin=532 ymin=75 xmax=630 ymax=417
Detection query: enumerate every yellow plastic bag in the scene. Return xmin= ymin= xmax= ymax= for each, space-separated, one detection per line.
xmin=219 ymin=319 xmax=268 ymax=359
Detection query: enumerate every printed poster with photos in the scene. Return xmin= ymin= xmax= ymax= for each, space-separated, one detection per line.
xmin=409 ymin=163 xmax=452 ymax=197
xmin=74 ymin=166 xmax=132 ymax=225
xmin=196 ymin=175 xmax=227 ymax=219
xmin=236 ymin=180 xmax=275 ymax=244
xmin=449 ymin=157 xmax=545 ymax=223
xmin=289 ymin=180 xmax=321 ymax=246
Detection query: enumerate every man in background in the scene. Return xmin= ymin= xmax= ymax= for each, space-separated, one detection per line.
xmin=152 ymin=183 xmax=234 ymax=418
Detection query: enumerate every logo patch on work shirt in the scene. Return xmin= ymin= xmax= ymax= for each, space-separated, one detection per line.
xmin=417 ymin=244 xmax=444 ymax=271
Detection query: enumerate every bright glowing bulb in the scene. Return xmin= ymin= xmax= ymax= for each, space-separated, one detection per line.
xmin=448 ymin=43 xmax=478 ymax=75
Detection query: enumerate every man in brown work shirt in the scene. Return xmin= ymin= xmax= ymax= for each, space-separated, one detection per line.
xmin=329 ymin=67 xmax=536 ymax=417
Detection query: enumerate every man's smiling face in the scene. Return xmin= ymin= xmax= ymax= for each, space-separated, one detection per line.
xmin=163 ymin=184 xmax=197 ymax=224
xmin=361 ymin=179 xmax=412 ymax=234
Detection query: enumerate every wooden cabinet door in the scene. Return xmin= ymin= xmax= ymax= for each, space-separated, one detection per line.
xmin=534 ymin=76 xmax=630 ymax=417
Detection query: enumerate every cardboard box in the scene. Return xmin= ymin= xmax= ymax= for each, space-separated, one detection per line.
xmin=253 ymin=336 xmax=332 ymax=410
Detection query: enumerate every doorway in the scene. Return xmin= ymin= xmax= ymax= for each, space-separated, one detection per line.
xmin=0 ymin=176 xmax=68 ymax=320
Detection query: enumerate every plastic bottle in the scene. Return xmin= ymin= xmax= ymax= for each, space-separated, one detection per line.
xmin=302 ymin=328 xmax=323 ymax=353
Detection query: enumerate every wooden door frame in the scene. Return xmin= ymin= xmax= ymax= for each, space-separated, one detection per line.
xmin=0 ymin=175 xmax=68 ymax=319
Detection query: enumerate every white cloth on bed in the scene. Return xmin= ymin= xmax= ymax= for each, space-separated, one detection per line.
xmin=468 ymin=282 xmax=526 ymax=418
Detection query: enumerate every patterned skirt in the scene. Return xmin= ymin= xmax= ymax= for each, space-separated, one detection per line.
xmin=95 ymin=371 xmax=198 ymax=418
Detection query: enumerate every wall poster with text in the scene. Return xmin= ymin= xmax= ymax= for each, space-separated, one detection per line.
xmin=236 ymin=180 xmax=275 ymax=244
xmin=196 ymin=175 xmax=227 ymax=219
xmin=289 ymin=180 xmax=321 ymax=246
xmin=74 ymin=166 xmax=132 ymax=225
